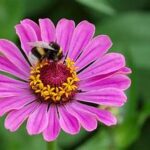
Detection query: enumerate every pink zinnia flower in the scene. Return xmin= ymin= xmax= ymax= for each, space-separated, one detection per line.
xmin=0 ymin=18 xmax=131 ymax=141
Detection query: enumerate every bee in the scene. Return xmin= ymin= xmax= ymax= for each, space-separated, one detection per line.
xmin=29 ymin=41 xmax=63 ymax=65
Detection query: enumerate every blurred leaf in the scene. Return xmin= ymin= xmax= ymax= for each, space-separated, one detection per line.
xmin=137 ymin=69 xmax=150 ymax=101
xmin=24 ymin=0 xmax=56 ymax=16
xmin=45 ymin=1 xmax=91 ymax=24
xmin=0 ymin=118 xmax=46 ymax=150
xmin=58 ymin=129 xmax=89 ymax=149
xmin=113 ymin=117 xmax=141 ymax=149
xmin=112 ymin=52 xmax=141 ymax=149
xmin=76 ymin=128 xmax=114 ymax=150
xmin=0 ymin=0 xmax=24 ymax=40
xmin=128 ymin=117 xmax=150 ymax=150
xmin=77 ymin=0 xmax=116 ymax=16
xmin=97 ymin=12 xmax=150 ymax=69
xmin=137 ymin=69 xmax=150 ymax=124
xmin=108 ymin=0 xmax=149 ymax=11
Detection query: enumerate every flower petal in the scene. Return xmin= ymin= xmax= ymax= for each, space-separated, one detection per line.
xmin=0 ymin=74 xmax=29 ymax=89
xmin=21 ymin=19 xmax=41 ymax=40
xmin=0 ymin=94 xmax=36 ymax=116
xmin=56 ymin=18 xmax=75 ymax=56
xmin=72 ymin=102 xmax=117 ymax=126
xmin=75 ymin=88 xmax=127 ymax=107
xmin=27 ymin=104 xmax=48 ymax=135
xmin=79 ymin=66 xmax=132 ymax=87
xmin=58 ymin=106 xmax=80 ymax=134
xmin=15 ymin=23 xmax=38 ymax=55
xmin=0 ymin=87 xmax=34 ymax=98
xmin=43 ymin=105 xmax=60 ymax=142
xmin=79 ymin=74 xmax=131 ymax=91
xmin=39 ymin=18 xmax=55 ymax=43
xmin=0 ymin=56 xmax=28 ymax=80
xmin=5 ymin=102 xmax=39 ymax=132
xmin=78 ymin=53 xmax=125 ymax=80
xmin=0 ymin=82 xmax=28 ymax=89
xmin=0 ymin=39 xmax=30 ymax=76
xmin=0 ymin=74 xmax=27 ymax=84
xmin=66 ymin=103 xmax=97 ymax=131
xmin=67 ymin=21 xmax=95 ymax=61
xmin=76 ymin=35 xmax=112 ymax=70
xmin=119 ymin=67 xmax=132 ymax=74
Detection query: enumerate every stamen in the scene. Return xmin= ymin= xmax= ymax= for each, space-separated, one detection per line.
xmin=29 ymin=58 xmax=79 ymax=103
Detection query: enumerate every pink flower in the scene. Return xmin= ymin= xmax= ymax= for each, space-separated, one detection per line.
xmin=0 ymin=18 xmax=131 ymax=141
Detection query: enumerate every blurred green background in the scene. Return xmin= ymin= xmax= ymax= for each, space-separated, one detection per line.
xmin=0 ymin=0 xmax=150 ymax=149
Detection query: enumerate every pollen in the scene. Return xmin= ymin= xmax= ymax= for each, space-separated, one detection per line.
xmin=29 ymin=58 xmax=79 ymax=103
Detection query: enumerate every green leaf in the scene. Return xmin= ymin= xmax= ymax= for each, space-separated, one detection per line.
xmin=108 ymin=0 xmax=149 ymax=11
xmin=77 ymin=0 xmax=116 ymax=15
xmin=97 ymin=12 xmax=150 ymax=69
xmin=24 ymin=0 xmax=56 ymax=16
xmin=113 ymin=117 xmax=141 ymax=149
xmin=128 ymin=117 xmax=150 ymax=150
xmin=76 ymin=128 xmax=114 ymax=150
xmin=0 ymin=0 xmax=24 ymax=40
xmin=0 ymin=118 xmax=46 ymax=150
xmin=58 ymin=130 xmax=89 ymax=149
xmin=112 ymin=54 xmax=141 ymax=149
xmin=137 ymin=69 xmax=150 ymax=125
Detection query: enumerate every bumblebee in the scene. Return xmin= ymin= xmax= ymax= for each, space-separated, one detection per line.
xmin=29 ymin=41 xmax=63 ymax=65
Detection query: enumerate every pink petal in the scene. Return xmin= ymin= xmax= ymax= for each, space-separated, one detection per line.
xmin=72 ymin=101 xmax=117 ymax=126
xmin=76 ymin=35 xmax=112 ymax=70
xmin=78 ymin=53 xmax=125 ymax=80
xmin=21 ymin=19 xmax=41 ymax=40
xmin=67 ymin=21 xmax=95 ymax=61
xmin=0 ymin=39 xmax=30 ymax=76
xmin=0 ymin=56 xmax=28 ymax=80
xmin=0 ymin=74 xmax=29 ymax=88
xmin=15 ymin=23 xmax=38 ymax=55
xmin=39 ymin=18 xmax=55 ymax=43
xmin=0 ymin=83 xmax=28 ymax=89
xmin=0 ymin=87 xmax=34 ymax=98
xmin=0 ymin=84 xmax=29 ymax=91
xmin=5 ymin=101 xmax=39 ymax=132
xmin=118 ymin=67 xmax=132 ymax=74
xmin=0 ymin=74 xmax=27 ymax=85
xmin=0 ymin=94 xmax=36 ymax=116
xmin=0 ymin=92 xmax=20 ymax=97
xmin=56 ymin=18 xmax=75 ymax=56
xmin=27 ymin=104 xmax=48 ymax=135
xmin=75 ymin=88 xmax=127 ymax=107
xmin=58 ymin=106 xmax=80 ymax=134
xmin=43 ymin=105 xmax=61 ymax=142
xmin=66 ymin=103 xmax=97 ymax=131
xmin=79 ymin=66 xmax=131 ymax=85
xmin=79 ymin=74 xmax=131 ymax=91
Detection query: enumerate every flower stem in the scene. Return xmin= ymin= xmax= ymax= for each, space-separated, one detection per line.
xmin=47 ymin=141 xmax=57 ymax=150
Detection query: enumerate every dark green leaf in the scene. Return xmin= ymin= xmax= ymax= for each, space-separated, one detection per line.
xmin=77 ymin=128 xmax=114 ymax=150
xmin=77 ymin=0 xmax=116 ymax=16
xmin=97 ymin=12 xmax=150 ymax=69
xmin=0 ymin=0 xmax=24 ymax=40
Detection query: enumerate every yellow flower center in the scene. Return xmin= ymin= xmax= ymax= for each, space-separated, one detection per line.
xmin=29 ymin=58 xmax=79 ymax=103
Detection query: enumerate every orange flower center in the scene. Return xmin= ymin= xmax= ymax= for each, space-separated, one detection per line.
xmin=29 ymin=58 xmax=79 ymax=103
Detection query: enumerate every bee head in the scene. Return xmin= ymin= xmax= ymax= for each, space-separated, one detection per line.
xmin=49 ymin=42 xmax=60 ymax=52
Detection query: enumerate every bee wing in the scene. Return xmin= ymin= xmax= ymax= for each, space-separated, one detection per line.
xmin=28 ymin=51 xmax=39 ymax=66
xmin=28 ymin=41 xmax=54 ymax=50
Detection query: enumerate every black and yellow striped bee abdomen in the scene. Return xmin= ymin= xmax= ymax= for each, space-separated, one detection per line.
xmin=31 ymin=47 xmax=46 ymax=59
xmin=30 ymin=42 xmax=63 ymax=62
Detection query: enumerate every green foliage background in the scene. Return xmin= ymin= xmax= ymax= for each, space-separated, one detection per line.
xmin=0 ymin=0 xmax=150 ymax=149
